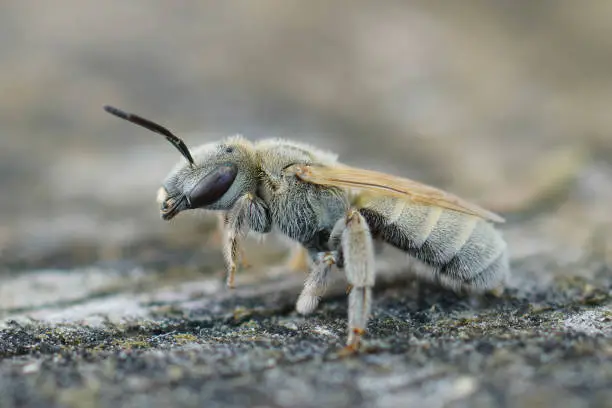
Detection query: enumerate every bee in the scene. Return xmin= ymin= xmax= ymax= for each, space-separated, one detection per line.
xmin=104 ymin=105 xmax=509 ymax=350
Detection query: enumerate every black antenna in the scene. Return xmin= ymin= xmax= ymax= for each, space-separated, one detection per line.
xmin=104 ymin=105 xmax=195 ymax=166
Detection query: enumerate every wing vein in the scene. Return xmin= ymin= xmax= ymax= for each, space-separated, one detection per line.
xmin=290 ymin=164 xmax=504 ymax=223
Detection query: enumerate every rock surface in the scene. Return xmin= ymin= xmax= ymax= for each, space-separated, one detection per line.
xmin=1 ymin=2 xmax=612 ymax=408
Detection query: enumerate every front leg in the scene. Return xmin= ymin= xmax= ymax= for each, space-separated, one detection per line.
xmin=223 ymin=193 xmax=271 ymax=288
xmin=213 ymin=212 xmax=251 ymax=268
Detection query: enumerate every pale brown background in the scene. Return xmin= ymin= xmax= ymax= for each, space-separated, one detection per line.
xmin=1 ymin=1 xmax=611 ymax=264
xmin=0 ymin=3 xmax=611 ymax=408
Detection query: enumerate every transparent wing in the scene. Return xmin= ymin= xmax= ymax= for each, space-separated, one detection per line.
xmin=287 ymin=164 xmax=505 ymax=223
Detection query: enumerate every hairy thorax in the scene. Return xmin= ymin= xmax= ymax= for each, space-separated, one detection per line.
xmin=254 ymin=139 xmax=349 ymax=249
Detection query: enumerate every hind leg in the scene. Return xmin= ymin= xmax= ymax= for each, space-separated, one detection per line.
xmin=331 ymin=209 xmax=376 ymax=349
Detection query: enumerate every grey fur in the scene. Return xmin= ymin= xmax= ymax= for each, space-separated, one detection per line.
xmin=151 ymin=133 xmax=508 ymax=348
xmin=341 ymin=211 xmax=375 ymax=346
xmin=342 ymin=211 xmax=375 ymax=288
xmin=358 ymin=197 xmax=508 ymax=293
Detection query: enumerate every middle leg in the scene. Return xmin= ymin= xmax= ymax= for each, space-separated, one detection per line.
xmin=295 ymin=250 xmax=337 ymax=314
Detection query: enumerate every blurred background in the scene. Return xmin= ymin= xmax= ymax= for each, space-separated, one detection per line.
xmin=1 ymin=0 xmax=611 ymax=273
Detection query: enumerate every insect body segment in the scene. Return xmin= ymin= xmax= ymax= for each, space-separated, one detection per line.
xmin=105 ymin=106 xmax=509 ymax=351
xmin=356 ymin=196 xmax=508 ymax=292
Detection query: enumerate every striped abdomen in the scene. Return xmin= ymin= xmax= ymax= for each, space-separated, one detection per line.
xmin=356 ymin=195 xmax=508 ymax=292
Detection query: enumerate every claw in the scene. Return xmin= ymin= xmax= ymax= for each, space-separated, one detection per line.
xmin=338 ymin=338 xmax=362 ymax=357
xmin=347 ymin=327 xmax=365 ymax=347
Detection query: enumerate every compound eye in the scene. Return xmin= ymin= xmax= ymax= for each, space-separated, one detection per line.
xmin=187 ymin=164 xmax=238 ymax=208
